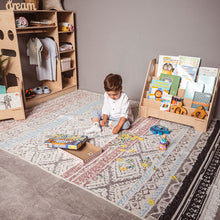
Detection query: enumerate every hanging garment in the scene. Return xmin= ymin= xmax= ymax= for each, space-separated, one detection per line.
xmin=36 ymin=38 xmax=58 ymax=81
xmin=27 ymin=37 xmax=43 ymax=65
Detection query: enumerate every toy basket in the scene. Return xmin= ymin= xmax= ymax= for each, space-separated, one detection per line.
xmin=61 ymin=58 xmax=71 ymax=71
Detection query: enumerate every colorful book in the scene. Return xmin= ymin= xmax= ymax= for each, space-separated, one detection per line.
xmin=45 ymin=134 xmax=88 ymax=150
xmin=197 ymin=74 xmax=216 ymax=94
xmin=175 ymin=56 xmax=201 ymax=89
xmin=191 ymin=92 xmax=212 ymax=111
xmin=159 ymin=73 xmax=181 ymax=96
xmin=160 ymin=93 xmax=172 ymax=111
xmin=157 ymin=55 xmax=179 ymax=77
xmin=0 ymin=92 xmax=22 ymax=110
xmin=184 ymin=81 xmax=204 ymax=100
xmin=171 ymin=96 xmax=184 ymax=105
xmin=148 ymin=79 xmax=171 ymax=101
xmin=0 ymin=85 xmax=6 ymax=94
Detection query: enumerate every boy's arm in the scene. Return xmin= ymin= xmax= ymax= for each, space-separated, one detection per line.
xmin=101 ymin=114 xmax=108 ymax=126
xmin=112 ymin=117 xmax=126 ymax=134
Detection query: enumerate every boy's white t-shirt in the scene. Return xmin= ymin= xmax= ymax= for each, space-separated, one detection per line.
xmin=36 ymin=38 xmax=58 ymax=81
xmin=102 ymin=92 xmax=134 ymax=121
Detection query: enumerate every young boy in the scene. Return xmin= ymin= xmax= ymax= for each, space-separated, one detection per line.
xmin=86 ymin=73 xmax=133 ymax=134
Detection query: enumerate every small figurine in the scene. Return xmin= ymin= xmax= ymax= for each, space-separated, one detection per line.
xmin=159 ymin=134 xmax=168 ymax=151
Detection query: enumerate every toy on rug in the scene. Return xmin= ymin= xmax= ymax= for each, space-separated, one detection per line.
xmin=171 ymin=102 xmax=187 ymax=115
xmin=44 ymin=134 xmax=88 ymax=149
xmin=150 ymin=125 xmax=170 ymax=135
xmin=191 ymin=105 xmax=208 ymax=119
xmin=159 ymin=134 xmax=168 ymax=151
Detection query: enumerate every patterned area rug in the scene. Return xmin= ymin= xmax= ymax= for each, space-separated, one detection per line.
xmin=0 ymin=90 xmax=219 ymax=219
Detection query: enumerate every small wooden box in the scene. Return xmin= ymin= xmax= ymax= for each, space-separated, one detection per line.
xmin=139 ymin=58 xmax=220 ymax=132
xmin=61 ymin=57 xmax=71 ymax=71
xmin=63 ymin=142 xmax=102 ymax=163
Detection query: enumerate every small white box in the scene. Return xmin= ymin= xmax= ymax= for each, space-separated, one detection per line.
xmin=61 ymin=58 xmax=71 ymax=71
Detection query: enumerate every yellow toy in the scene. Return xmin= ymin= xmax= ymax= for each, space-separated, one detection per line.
xmin=191 ymin=106 xmax=207 ymax=119
xmin=171 ymin=102 xmax=187 ymax=115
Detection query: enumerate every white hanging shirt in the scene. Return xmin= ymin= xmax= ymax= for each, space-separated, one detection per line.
xmin=102 ymin=92 xmax=134 ymax=121
xmin=36 ymin=38 xmax=58 ymax=81
xmin=27 ymin=37 xmax=43 ymax=65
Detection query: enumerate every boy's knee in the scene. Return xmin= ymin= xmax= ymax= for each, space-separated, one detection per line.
xmin=92 ymin=109 xmax=102 ymax=119
xmin=122 ymin=120 xmax=130 ymax=130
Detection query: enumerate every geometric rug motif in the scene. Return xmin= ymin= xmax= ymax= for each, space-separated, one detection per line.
xmin=0 ymin=90 xmax=219 ymax=219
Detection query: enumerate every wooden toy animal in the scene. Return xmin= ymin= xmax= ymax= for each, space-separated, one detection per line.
xmin=171 ymin=102 xmax=187 ymax=115
xmin=191 ymin=106 xmax=207 ymax=119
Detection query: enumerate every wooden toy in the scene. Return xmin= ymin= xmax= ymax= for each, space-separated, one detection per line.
xmin=159 ymin=134 xmax=168 ymax=151
xmin=191 ymin=106 xmax=208 ymax=119
xmin=171 ymin=102 xmax=187 ymax=115
xmin=139 ymin=58 xmax=220 ymax=132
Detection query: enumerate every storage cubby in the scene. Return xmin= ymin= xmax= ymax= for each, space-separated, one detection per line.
xmin=57 ymin=11 xmax=77 ymax=90
xmin=139 ymin=58 xmax=220 ymax=132
xmin=0 ymin=10 xmax=77 ymax=120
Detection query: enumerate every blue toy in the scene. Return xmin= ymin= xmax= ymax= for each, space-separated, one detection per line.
xmin=150 ymin=125 xmax=170 ymax=135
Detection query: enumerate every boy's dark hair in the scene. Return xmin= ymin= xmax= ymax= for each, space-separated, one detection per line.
xmin=104 ymin=73 xmax=122 ymax=92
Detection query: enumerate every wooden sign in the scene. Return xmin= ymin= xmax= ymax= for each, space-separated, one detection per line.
xmin=6 ymin=0 xmax=36 ymax=11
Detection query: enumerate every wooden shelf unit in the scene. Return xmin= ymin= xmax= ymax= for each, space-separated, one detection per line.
xmin=0 ymin=10 xmax=77 ymax=120
xmin=139 ymin=58 xmax=220 ymax=132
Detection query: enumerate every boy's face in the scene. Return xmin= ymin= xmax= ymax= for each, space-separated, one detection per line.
xmin=107 ymin=90 xmax=121 ymax=100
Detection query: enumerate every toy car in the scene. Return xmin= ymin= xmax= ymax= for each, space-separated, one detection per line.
xmin=150 ymin=125 xmax=170 ymax=135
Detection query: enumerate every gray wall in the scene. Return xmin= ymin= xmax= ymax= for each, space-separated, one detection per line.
xmin=0 ymin=0 xmax=219 ymax=118
xmin=64 ymin=0 xmax=220 ymax=119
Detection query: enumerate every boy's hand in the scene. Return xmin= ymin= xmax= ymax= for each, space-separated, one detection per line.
xmin=101 ymin=120 xmax=107 ymax=126
xmin=101 ymin=114 xmax=108 ymax=126
xmin=112 ymin=117 xmax=126 ymax=134
xmin=112 ymin=125 xmax=121 ymax=134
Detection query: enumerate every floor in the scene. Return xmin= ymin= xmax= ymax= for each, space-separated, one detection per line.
xmin=1 ymin=140 xmax=220 ymax=220
xmin=0 ymin=148 xmax=141 ymax=220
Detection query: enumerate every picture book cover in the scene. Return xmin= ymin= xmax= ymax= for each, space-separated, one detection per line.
xmin=197 ymin=74 xmax=216 ymax=94
xmin=178 ymin=56 xmax=201 ymax=68
xmin=175 ymin=56 xmax=201 ymax=89
xmin=160 ymin=93 xmax=172 ymax=111
xmin=191 ymin=92 xmax=212 ymax=111
xmin=184 ymin=81 xmax=204 ymax=100
xmin=171 ymin=96 xmax=184 ymax=105
xmin=0 ymin=92 xmax=22 ymax=110
xmin=157 ymin=55 xmax=179 ymax=77
xmin=148 ymin=79 xmax=171 ymax=101
xmin=45 ymin=134 xmax=88 ymax=150
xmin=159 ymin=73 xmax=181 ymax=96
xmin=198 ymin=67 xmax=219 ymax=77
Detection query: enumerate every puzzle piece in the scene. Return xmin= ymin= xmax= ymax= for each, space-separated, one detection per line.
xmin=148 ymin=199 xmax=155 ymax=205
